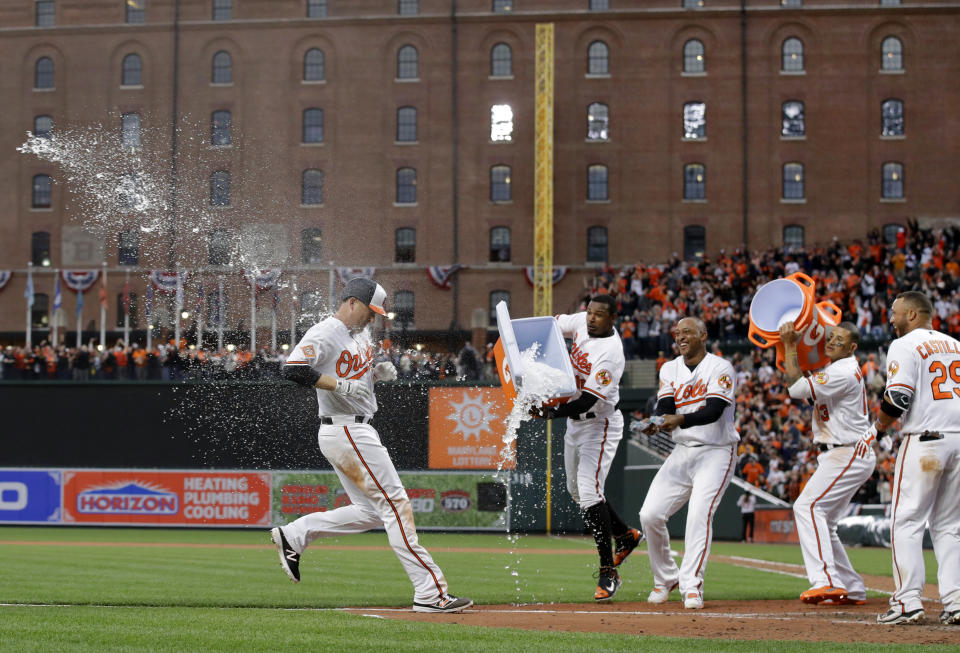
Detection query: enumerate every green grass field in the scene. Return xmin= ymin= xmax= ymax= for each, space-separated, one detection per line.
xmin=0 ymin=527 xmax=949 ymax=652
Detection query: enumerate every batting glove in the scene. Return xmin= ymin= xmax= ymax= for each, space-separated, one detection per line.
xmin=373 ymin=361 xmax=398 ymax=382
xmin=333 ymin=378 xmax=371 ymax=400
xmin=853 ymin=424 xmax=878 ymax=459
xmin=879 ymin=434 xmax=894 ymax=452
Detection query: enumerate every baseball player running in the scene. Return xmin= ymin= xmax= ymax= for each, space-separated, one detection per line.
xmin=270 ymin=277 xmax=472 ymax=614
xmin=873 ymin=291 xmax=960 ymax=626
xmin=640 ymin=317 xmax=739 ymax=610
xmin=779 ymin=320 xmax=875 ymax=606
xmin=530 ymin=295 xmax=643 ymax=601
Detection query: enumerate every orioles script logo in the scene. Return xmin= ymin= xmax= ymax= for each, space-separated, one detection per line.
xmin=570 ymin=343 xmax=591 ymax=373
xmin=336 ymin=347 xmax=373 ymax=379
xmin=677 ymin=379 xmax=708 ymax=401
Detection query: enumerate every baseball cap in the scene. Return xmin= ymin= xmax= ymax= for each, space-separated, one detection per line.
xmin=340 ymin=277 xmax=387 ymax=316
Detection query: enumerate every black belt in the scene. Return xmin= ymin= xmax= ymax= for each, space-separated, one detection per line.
xmin=320 ymin=415 xmax=372 ymax=425
xmin=571 ymin=412 xmax=597 ymax=421
xmin=818 ymin=442 xmax=851 ymax=452
xmin=910 ymin=431 xmax=944 ymax=442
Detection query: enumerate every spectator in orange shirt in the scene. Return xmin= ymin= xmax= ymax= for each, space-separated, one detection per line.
xmin=742 ymin=457 xmax=765 ymax=486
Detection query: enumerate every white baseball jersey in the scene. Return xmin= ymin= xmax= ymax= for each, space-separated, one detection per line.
xmin=657 ymin=353 xmax=739 ymax=446
xmin=286 ymin=316 xmax=378 ymax=416
xmin=788 ymin=356 xmax=869 ymax=445
xmin=884 ymin=328 xmax=960 ymax=433
xmin=556 ymin=312 xmax=624 ymax=416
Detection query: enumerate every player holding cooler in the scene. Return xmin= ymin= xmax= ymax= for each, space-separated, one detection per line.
xmin=530 ymin=295 xmax=643 ymax=601
xmin=779 ymin=320 xmax=875 ymax=607
xmin=872 ymin=291 xmax=960 ymax=626
xmin=639 ymin=317 xmax=739 ymax=610
xmin=270 ymin=277 xmax=471 ymax=614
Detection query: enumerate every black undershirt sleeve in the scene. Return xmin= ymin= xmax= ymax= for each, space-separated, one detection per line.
xmin=283 ymin=364 xmax=320 ymax=387
xmin=880 ymin=396 xmax=905 ymax=418
xmin=678 ymin=397 xmax=728 ymax=427
xmin=546 ymin=393 xmax=600 ymax=419
xmin=654 ymin=396 xmax=676 ymax=416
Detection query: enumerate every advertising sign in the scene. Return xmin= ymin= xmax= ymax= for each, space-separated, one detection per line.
xmin=272 ymin=470 xmax=508 ymax=531
xmin=0 ymin=469 xmax=61 ymax=524
xmin=428 ymin=387 xmax=515 ymax=470
xmin=753 ymin=507 xmax=800 ymax=544
xmin=62 ymin=470 xmax=271 ymax=526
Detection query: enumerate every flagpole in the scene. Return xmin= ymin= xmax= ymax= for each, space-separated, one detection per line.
xmin=174 ymin=268 xmax=182 ymax=348
xmin=25 ymin=262 xmax=34 ymax=349
xmin=249 ymin=274 xmax=256 ymax=352
xmin=217 ymin=275 xmax=224 ymax=351
xmin=289 ymin=275 xmax=297 ymax=348
xmin=52 ymin=269 xmax=59 ymax=346
xmin=145 ymin=282 xmax=153 ymax=351
xmin=99 ymin=262 xmax=107 ymax=350
xmin=123 ymin=270 xmax=130 ymax=345
xmin=196 ymin=280 xmax=204 ymax=351
xmin=270 ymin=281 xmax=278 ymax=353
xmin=76 ymin=288 xmax=83 ymax=349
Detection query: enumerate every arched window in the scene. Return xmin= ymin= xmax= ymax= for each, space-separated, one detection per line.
xmin=490 ymin=227 xmax=511 ymax=262
xmin=396 ymin=167 xmax=417 ymax=204
xmin=212 ymin=51 xmax=232 ymax=84
xmin=211 ymin=110 xmax=231 ymax=146
xmin=394 ymin=290 xmax=415 ymax=327
xmin=301 ymin=228 xmax=323 ymax=264
xmin=489 ymin=290 xmax=510 ymax=325
xmin=882 ymin=162 xmax=904 ymax=199
xmin=34 ymin=115 xmax=53 ymax=139
xmin=683 ymin=225 xmax=706 ymax=260
xmin=587 ymin=102 xmax=609 ymax=141
xmin=32 ymin=174 xmax=52 ymax=208
xmin=34 ymin=56 xmax=54 ymax=89
xmin=881 ymin=99 xmax=904 ymax=136
xmin=683 ymin=101 xmax=706 ymax=139
xmin=783 ymin=225 xmax=805 ymax=251
xmin=782 ymin=162 xmax=804 ymax=200
xmin=491 ymin=43 xmax=512 ymax=77
xmin=397 ymin=45 xmax=418 ymax=79
xmin=587 ymin=40 xmax=609 ymax=75
xmin=122 ymin=113 xmax=141 ymax=148
xmin=490 ymin=165 xmax=511 ymax=202
xmin=303 ymin=108 xmax=323 ymax=143
xmin=881 ymin=36 xmax=903 ymax=71
xmin=781 ymin=37 xmax=804 ymax=72
xmin=210 ymin=170 xmax=231 ymax=206
xmin=587 ymin=226 xmax=608 ymax=262
xmin=683 ymin=39 xmax=705 ymax=73
xmin=587 ymin=164 xmax=608 ymax=201
xmin=683 ymin=163 xmax=705 ymax=200
xmin=397 ymin=106 xmax=417 ymax=142
xmin=304 ymin=48 xmax=325 ymax=81
xmin=31 ymin=231 xmax=51 ymax=267
xmin=782 ymin=100 xmax=805 ymax=137
xmin=302 ymin=169 xmax=323 ymax=205
xmin=122 ymin=53 xmax=142 ymax=86
xmin=395 ymin=228 xmax=416 ymax=263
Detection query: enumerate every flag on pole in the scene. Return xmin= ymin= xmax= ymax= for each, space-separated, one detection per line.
xmin=54 ymin=274 xmax=62 ymax=313
xmin=122 ymin=279 xmax=131 ymax=317
xmin=175 ymin=275 xmax=184 ymax=311
xmin=25 ymin=268 xmax=35 ymax=308
xmin=197 ymin=281 xmax=205 ymax=313
xmin=145 ymin=284 xmax=152 ymax=321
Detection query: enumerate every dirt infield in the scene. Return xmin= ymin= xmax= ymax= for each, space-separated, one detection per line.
xmin=344 ymin=599 xmax=960 ymax=645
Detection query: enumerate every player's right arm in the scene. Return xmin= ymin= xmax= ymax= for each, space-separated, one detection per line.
xmin=876 ymin=338 xmax=917 ymax=430
xmin=554 ymin=312 xmax=583 ymax=339
xmin=778 ymin=322 xmax=803 ymax=386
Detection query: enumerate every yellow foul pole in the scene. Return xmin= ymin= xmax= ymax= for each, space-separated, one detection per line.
xmin=534 ymin=23 xmax=554 ymax=533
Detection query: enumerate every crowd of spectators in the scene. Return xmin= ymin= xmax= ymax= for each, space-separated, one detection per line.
xmin=581 ymin=219 xmax=960 ymax=359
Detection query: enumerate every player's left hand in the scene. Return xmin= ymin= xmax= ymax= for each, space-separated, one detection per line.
xmin=659 ymin=414 xmax=684 ymax=432
xmin=854 ymin=424 xmax=878 ymax=458
xmin=373 ymin=361 xmax=397 ymax=382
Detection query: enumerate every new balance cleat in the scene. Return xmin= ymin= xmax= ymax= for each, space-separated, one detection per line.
xmin=683 ymin=592 xmax=704 ymax=610
xmin=647 ymin=581 xmax=679 ymax=604
xmin=877 ymin=607 xmax=925 ymax=625
xmin=613 ymin=528 xmax=644 ymax=567
xmin=413 ymin=594 xmax=473 ymax=613
xmin=594 ymin=566 xmax=622 ymax=601
xmin=270 ymin=527 xmax=300 ymax=583
xmin=800 ymin=586 xmax=847 ymax=604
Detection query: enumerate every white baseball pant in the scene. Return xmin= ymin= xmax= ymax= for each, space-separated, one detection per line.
xmin=282 ymin=423 xmax=449 ymax=603
xmin=564 ymin=413 xmax=623 ymax=509
xmin=640 ymin=444 xmax=736 ymax=599
xmin=793 ymin=446 xmax=875 ymax=599
xmin=889 ymin=433 xmax=960 ymax=614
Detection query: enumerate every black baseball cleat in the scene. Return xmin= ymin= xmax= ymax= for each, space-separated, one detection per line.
xmin=594 ymin=566 xmax=622 ymax=601
xmin=941 ymin=609 xmax=960 ymax=625
xmin=413 ymin=594 xmax=473 ymax=613
xmin=613 ymin=528 xmax=644 ymax=567
xmin=877 ymin=607 xmax=925 ymax=625
xmin=270 ymin=527 xmax=300 ymax=583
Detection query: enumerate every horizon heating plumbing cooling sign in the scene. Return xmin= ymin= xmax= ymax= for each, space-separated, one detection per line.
xmin=61 ymin=470 xmax=271 ymax=526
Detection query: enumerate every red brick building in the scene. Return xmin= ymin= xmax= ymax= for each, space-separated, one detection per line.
xmin=1 ymin=0 xmax=958 ymax=343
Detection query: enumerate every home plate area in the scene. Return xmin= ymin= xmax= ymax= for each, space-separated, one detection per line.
xmin=344 ymin=599 xmax=960 ymax=645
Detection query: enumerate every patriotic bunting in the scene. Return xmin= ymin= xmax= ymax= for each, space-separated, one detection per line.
xmin=336 ymin=267 xmax=376 ymax=285
xmin=61 ymin=270 xmax=100 ymax=292
xmin=243 ymin=268 xmax=282 ymax=290
xmin=149 ymin=270 xmax=188 ymax=293
xmin=426 ymin=264 xmax=467 ymax=290
xmin=0 ymin=271 xmax=11 ymax=292
xmin=523 ymin=266 xmax=569 ymax=288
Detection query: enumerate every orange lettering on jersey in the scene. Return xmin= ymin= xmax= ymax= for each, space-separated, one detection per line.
xmin=677 ymin=379 xmax=708 ymax=401
xmin=916 ymin=345 xmax=928 ymax=360
xmin=335 ymin=347 xmax=374 ymax=378
xmin=569 ymin=343 xmax=592 ymax=374
xmin=924 ymin=342 xmax=936 ymax=357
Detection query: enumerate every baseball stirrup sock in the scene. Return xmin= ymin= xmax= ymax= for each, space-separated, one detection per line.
xmin=606 ymin=501 xmax=629 ymax=538
xmin=584 ymin=502 xmax=615 ymax=568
